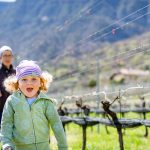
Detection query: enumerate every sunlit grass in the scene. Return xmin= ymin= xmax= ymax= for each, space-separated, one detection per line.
xmin=50 ymin=124 xmax=150 ymax=150
xmin=50 ymin=112 xmax=150 ymax=150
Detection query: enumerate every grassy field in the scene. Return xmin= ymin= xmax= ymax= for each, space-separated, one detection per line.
xmin=50 ymin=112 xmax=150 ymax=150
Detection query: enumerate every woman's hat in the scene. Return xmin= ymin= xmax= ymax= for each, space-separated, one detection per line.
xmin=0 ymin=45 xmax=13 ymax=56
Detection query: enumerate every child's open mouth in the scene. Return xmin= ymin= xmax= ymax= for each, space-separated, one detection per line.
xmin=26 ymin=88 xmax=34 ymax=92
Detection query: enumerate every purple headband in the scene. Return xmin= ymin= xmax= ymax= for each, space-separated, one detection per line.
xmin=16 ymin=60 xmax=42 ymax=80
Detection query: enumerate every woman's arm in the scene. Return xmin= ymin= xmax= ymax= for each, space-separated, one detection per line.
xmin=46 ymin=100 xmax=68 ymax=150
xmin=1 ymin=97 xmax=14 ymax=150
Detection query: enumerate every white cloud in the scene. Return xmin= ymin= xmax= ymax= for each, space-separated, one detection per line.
xmin=0 ymin=0 xmax=16 ymax=2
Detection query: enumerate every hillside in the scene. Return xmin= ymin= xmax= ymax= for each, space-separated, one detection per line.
xmin=0 ymin=0 xmax=149 ymax=62
xmin=0 ymin=0 xmax=150 ymax=97
xmin=49 ymin=31 xmax=150 ymax=98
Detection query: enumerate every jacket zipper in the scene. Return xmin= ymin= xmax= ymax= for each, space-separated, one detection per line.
xmin=29 ymin=105 xmax=38 ymax=150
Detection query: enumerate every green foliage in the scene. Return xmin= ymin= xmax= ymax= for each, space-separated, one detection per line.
xmin=144 ymin=65 xmax=150 ymax=70
xmin=88 ymin=79 xmax=97 ymax=88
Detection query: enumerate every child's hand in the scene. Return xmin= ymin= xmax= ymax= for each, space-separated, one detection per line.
xmin=3 ymin=146 xmax=13 ymax=150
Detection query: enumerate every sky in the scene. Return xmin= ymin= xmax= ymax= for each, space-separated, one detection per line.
xmin=0 ymin=0 xmax=16 ymax=2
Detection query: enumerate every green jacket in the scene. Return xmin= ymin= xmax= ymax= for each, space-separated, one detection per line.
xmin=1 ymin=90 xmax=68 ymax=150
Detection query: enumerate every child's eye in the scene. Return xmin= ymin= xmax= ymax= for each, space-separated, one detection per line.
xmin=21 ymin=78 xmax=27 ymax=82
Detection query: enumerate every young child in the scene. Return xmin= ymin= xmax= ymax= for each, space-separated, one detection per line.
xmin=0 ymin=46 xmax=15 ymax=127
xmin=1 ymin=60 xmax=68 ymax=150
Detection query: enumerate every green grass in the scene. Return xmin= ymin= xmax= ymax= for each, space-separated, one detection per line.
xmin=50 ymin=124 xmax=150 ymax=150
xmin=50 ymin=113 xmax=150 ymax=150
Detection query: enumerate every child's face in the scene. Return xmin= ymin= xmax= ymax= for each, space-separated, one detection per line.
xmin=18 ymin=75 xmax=41 ymax=98
xmin=0 ymin=50 xmax=13 ymax=67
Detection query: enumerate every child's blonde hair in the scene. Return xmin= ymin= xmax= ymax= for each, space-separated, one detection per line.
xmin=4 ymin=71 xmax=53 ymax=93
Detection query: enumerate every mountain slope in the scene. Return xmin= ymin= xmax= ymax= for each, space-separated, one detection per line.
xmin=0 ymin=0 xmax=149 ymax=62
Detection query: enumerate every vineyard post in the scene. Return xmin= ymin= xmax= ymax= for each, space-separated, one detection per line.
xmin=140 ymin=96 xmax=148 ymax=137
xmin=82 ymin=124 xmax=87 ymax=150
xmin=96 ymin=57 xmax=100 ymax=133
xmin=102 ymin=100 xmax=124 ymax=150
